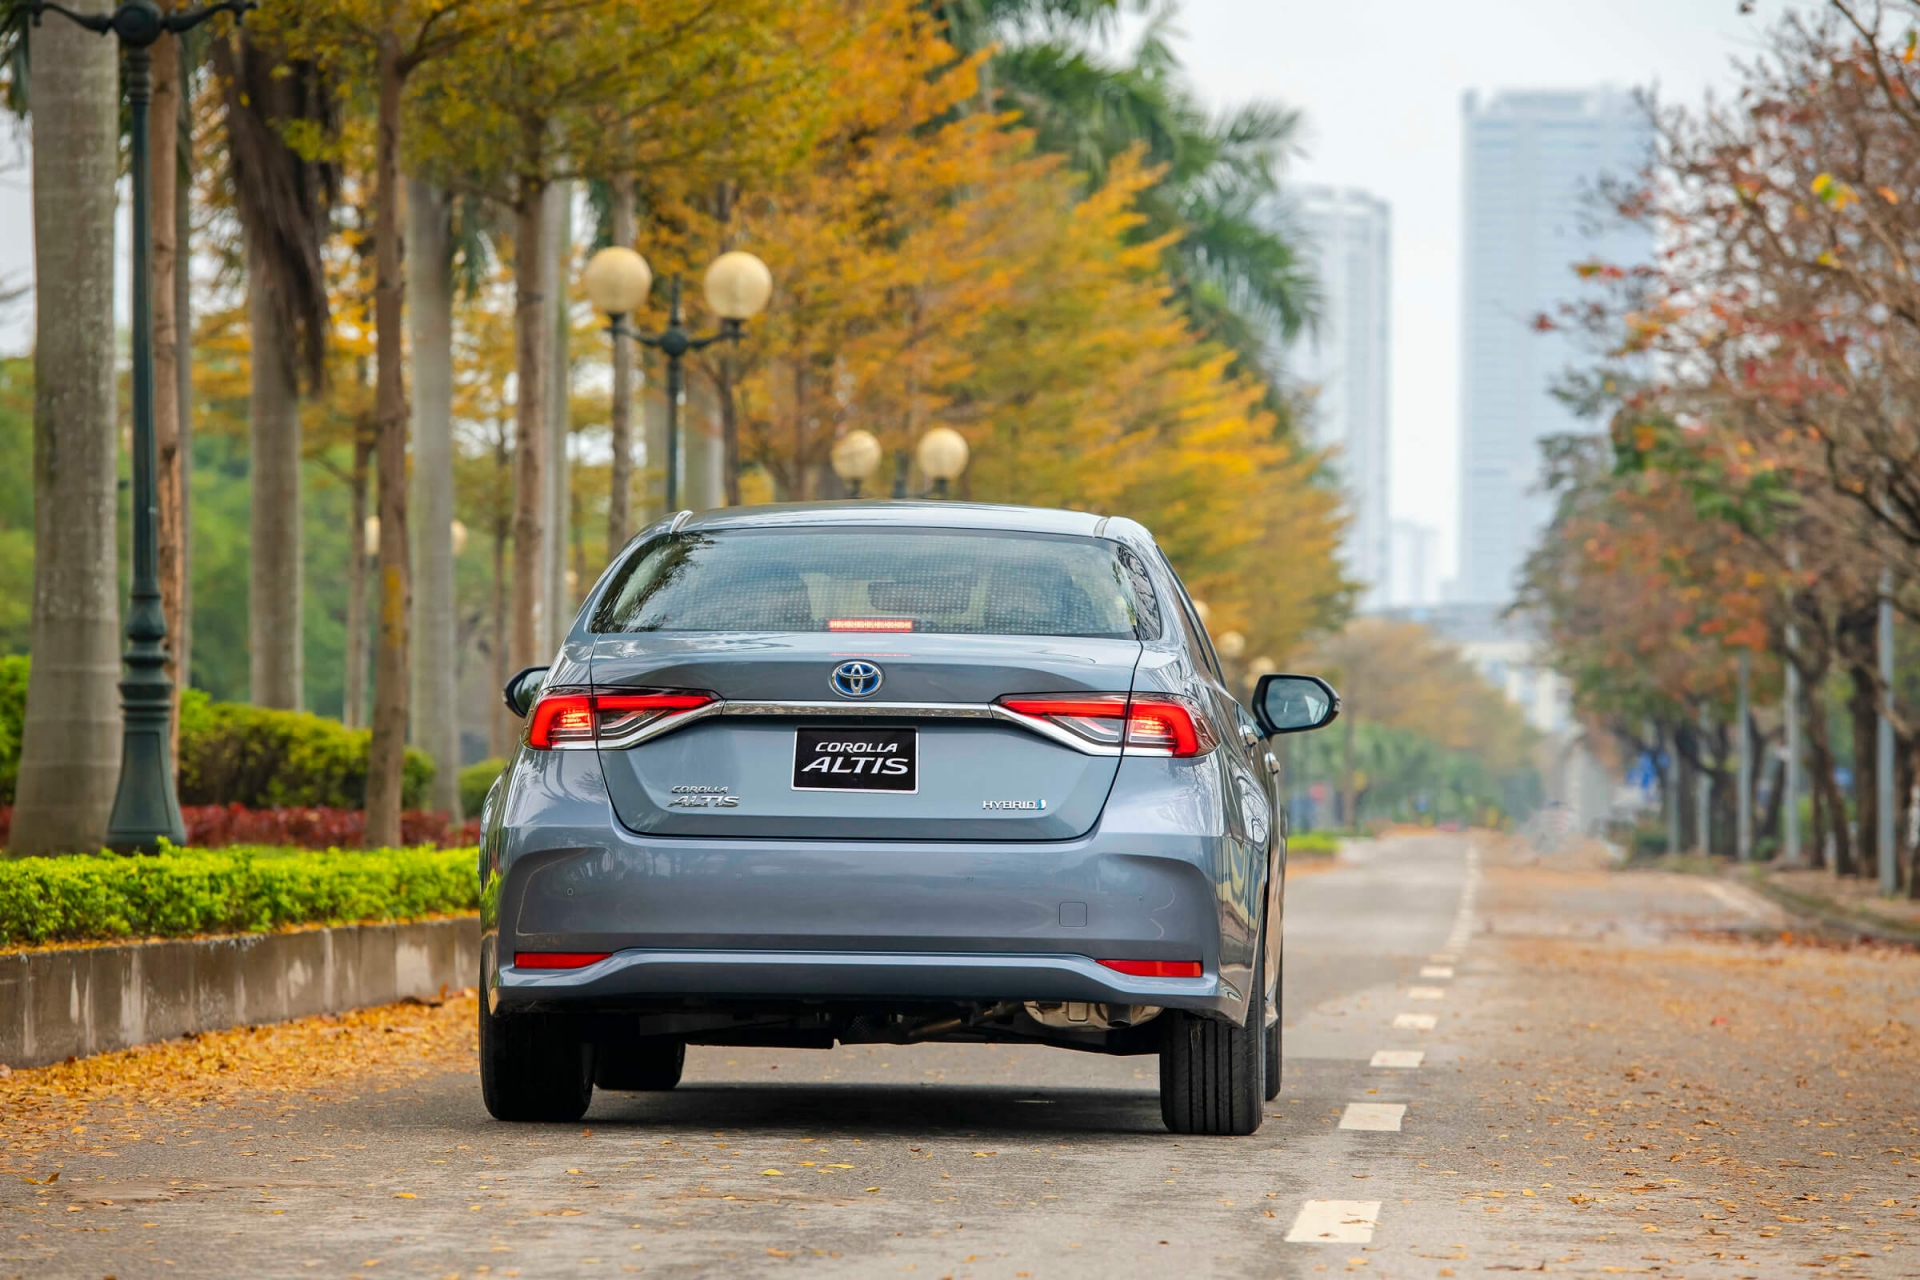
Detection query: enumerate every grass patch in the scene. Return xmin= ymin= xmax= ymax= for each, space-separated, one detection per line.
xmin=0 ymin=845 xmax=479 ymax=949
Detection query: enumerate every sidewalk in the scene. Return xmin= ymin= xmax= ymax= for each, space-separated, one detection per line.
xmin=1752 ymin=867 xmax=1920 ymax=944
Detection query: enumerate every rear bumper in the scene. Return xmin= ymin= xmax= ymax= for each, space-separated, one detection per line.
xmin=490 ymin=947 xmax=1224 ymax=1010
xmin=480 ymin=749 xmax=1262 ymax=1023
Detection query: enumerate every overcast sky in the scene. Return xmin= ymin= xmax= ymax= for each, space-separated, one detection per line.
xmin=0 ymin=1 xmax=1804 ymax=585
xmin=1135 ymin=0 xmax=1800 ymax=586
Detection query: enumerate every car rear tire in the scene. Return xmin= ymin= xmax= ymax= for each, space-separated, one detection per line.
xmin=594 ymin=1040 xmax=686 ymax=1091
xmin=479 ymin=994 xmax=594 ymax=1122
xmin=1159 ymin=927 xmax=1267 ymax=1136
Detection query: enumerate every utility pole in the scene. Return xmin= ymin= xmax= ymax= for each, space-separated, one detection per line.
xmin=1736 ymin=650 xmax=1753 ymax=863
xmin=1784 ymin=591 xmax=1802 ymax=865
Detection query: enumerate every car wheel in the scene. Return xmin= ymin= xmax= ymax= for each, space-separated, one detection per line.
xmin=479 ymin=992 xmax=594 ymax=1122
xmin=595 ymin=1040 xmax=686 ymax=1091
xmin=1159 ymin=925 xmax=1266 ymax=1136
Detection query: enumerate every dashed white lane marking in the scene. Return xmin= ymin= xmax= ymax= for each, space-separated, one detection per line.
xmin=1419 ymin=965 xmax=1454 ymax=979
xmin=1284 ymin=1199 xmax=1382 ymax=1243
xmin=1338 ymin=1102 xmax=1407 ymax=1132
xmin=1407 ymin=986 xmax=1446 ymax=1000
xmin=1369 ymin=1049 xmax=1424 ymax=1068
xmin=1392 ymin=1012 xmax=1436 ymax=1030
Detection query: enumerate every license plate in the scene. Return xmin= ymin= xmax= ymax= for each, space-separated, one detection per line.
xmin=791 ymin=727 xmax=917 ymax=793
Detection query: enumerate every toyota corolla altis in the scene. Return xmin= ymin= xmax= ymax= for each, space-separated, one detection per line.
xmin=478 ymin=502 xmax=1338 ymax=1135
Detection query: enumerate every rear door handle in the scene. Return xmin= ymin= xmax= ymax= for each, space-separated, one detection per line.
xmin=1264 ymin=751 xmax=1280 ymax=776
xmin=1239 ymin=724 xmax=1259 ymax=747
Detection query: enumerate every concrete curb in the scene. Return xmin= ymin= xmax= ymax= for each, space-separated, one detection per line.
xmin=0 ymin=916 xmax=480 ymax=1070
xmin=1743 ymin=873 xmax=1920 ymax=946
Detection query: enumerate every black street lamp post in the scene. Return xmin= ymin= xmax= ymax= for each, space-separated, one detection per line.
xmin=624 ymin=278 xmax=740 ymax=513
xmin=583 ymin=248 xmax=772 ymax=513
xmin=29 ymin=0 xmax=254 ymax=851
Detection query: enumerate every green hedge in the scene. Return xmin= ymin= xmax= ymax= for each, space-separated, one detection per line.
xmin=0 ymin=654 xmax=25 ymax=805
xmin=176 ymin=689 xmax=435 ymax=810
xmin=460 ymin=757 xmax=506 ymax=819
xmin=0 ymin=845 xmax=479 ymax=948
xmin=1288 ymin=831 xmax=1343 ymax=858
xmin=0 ymin=664 xmax=437 ymax=808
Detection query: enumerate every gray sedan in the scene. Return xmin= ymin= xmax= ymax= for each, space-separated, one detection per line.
xmin=479 ymin=502 xmax=1337 ymax=1135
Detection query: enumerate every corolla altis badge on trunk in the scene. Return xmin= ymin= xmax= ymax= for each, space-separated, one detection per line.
xmin=669 ymin=785 xmax=739 ymax=808
xmin=793 ymin=728 xmax=917 ymax=793
xmin=830 ymin=660 xmax=883 ymax=698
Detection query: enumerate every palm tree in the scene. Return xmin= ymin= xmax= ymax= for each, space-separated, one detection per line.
xmin=948 ymin=4 xmax=1318 ymax=397
xmin=213 ymin=30 xmax=334 ymax=711
xmin=12 ymin=0 xmax=123 ymax=855
xmin=408 ymin=177 xmax=463 ymax=821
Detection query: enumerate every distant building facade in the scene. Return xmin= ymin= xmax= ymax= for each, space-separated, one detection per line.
xmin=1280 ymin=185 xmax=1392 ymax=610
xmin=1456 ymin=88 xmax=1653 ymax=605
xmin=1387 ymin=520 xmax=1439 ymax=609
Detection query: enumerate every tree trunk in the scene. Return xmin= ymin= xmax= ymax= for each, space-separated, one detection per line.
xmin=1758 ymin=751 xmax=1784 ymax=853
xmin=409 ymin=176 xmax=460 ymax=820
xmin=510 ymin=181 xmax=550 ymax=678
xmin=247 ymin=235 xmax=305 ymax=710
xmin=543 ymin=179 xmax=571 ymax=651
xmin=1849 ymin=662 xmax=1879 ymax=880
xmin=643 ymin=350 xmax=667 ymax=521
xmin=174 ymin=37 xmax=195 ymax=712
xmin=344 ymin=429 xmax=370 ymax=727
xmin=13 ymin=0 xmax=122 ymax=855
xmin=1806 ymin=677 xmax=1851 ymax=875
xmin=490 ymin=500 xmax=512 ymax=759
xmin=364 ymin=38 xmax=411 ymax=848
xmin=716 ymin=357 xmax=741 ymax=506
xmin=151 ymin=25 xmax=186 ymax=767
xmin=606 ymin=174 xmax=636 ymax=556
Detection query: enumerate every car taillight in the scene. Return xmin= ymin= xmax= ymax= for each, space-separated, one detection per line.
xmin=997 ymin=693 xmax=1217 ymax=757
xmin=1122 ymin=694 xmax=1217 ymax=756
xmin=526 ymin=691 xmax=714 ymax=749
xmin=1099 ymin=959 xmax=1204 ymax=978
xmin=515 ymin=951 xmax=611 ymax=969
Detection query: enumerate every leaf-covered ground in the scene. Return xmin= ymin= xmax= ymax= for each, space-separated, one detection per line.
xmin=3 ymin=837 xmax=1918 ymax=1278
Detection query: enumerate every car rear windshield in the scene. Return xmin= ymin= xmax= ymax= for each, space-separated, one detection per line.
xmin=590 ymin=528 xmax=1161 ymax=640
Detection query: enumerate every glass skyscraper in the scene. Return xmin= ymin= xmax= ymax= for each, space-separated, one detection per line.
xmin=1283 ymin=185 xmax=1391 ymax=609
xmin=1455 ymin=88 xmax=1653 ymax=604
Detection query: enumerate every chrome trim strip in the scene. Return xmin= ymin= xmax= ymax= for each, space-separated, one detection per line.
xmin=583 ymin=697 xmax=1130 ymax=756
xmin=987 ymin=705 xmax=1124 ymax=756
xmin=717 ymin=700 xmax=994 ymax=720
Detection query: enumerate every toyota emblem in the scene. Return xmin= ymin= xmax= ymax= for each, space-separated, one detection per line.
xmin=830 ymin=660 xmax=884 ymax=698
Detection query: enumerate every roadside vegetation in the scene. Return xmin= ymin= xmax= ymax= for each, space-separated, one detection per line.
xmin=0 ymin=845 xmax=478 ymax=948
xmin=1 ymin=0 xmax=1351 ymax=854
xmin=1519 ymin=6 xmax=1920 ymax=891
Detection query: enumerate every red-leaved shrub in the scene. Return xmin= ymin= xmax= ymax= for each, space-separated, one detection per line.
xmin=0 ymin=805 xmax=481 ymax=852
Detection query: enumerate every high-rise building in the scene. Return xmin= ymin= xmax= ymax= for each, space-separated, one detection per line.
xmin=1456 ymin=88 xmax=1653 ymax=605
xmin=1281 ymin=185 xmax=1391 ymax=609
xmin=1388 ymin=520 xmax=1439 ymax=608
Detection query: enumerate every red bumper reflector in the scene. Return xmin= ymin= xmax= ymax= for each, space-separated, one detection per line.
xmin=514 ymin=952 xmax=612 ymax=970
xmin=1099 ymin=959 xmax=1204 ymax=978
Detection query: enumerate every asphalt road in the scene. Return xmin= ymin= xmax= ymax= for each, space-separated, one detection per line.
xmin=9 ymin=834 xmax=1920 ymax=1279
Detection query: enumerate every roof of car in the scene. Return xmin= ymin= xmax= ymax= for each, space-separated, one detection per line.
xmin=675 ymin=501 xmax=1145 ymax=541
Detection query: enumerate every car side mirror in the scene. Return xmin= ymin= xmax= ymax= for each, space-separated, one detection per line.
xmin=503 ymin=666 xmax=550 ymax=719
xmin=1251 ymin=673 xmax=1339 ymax=736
